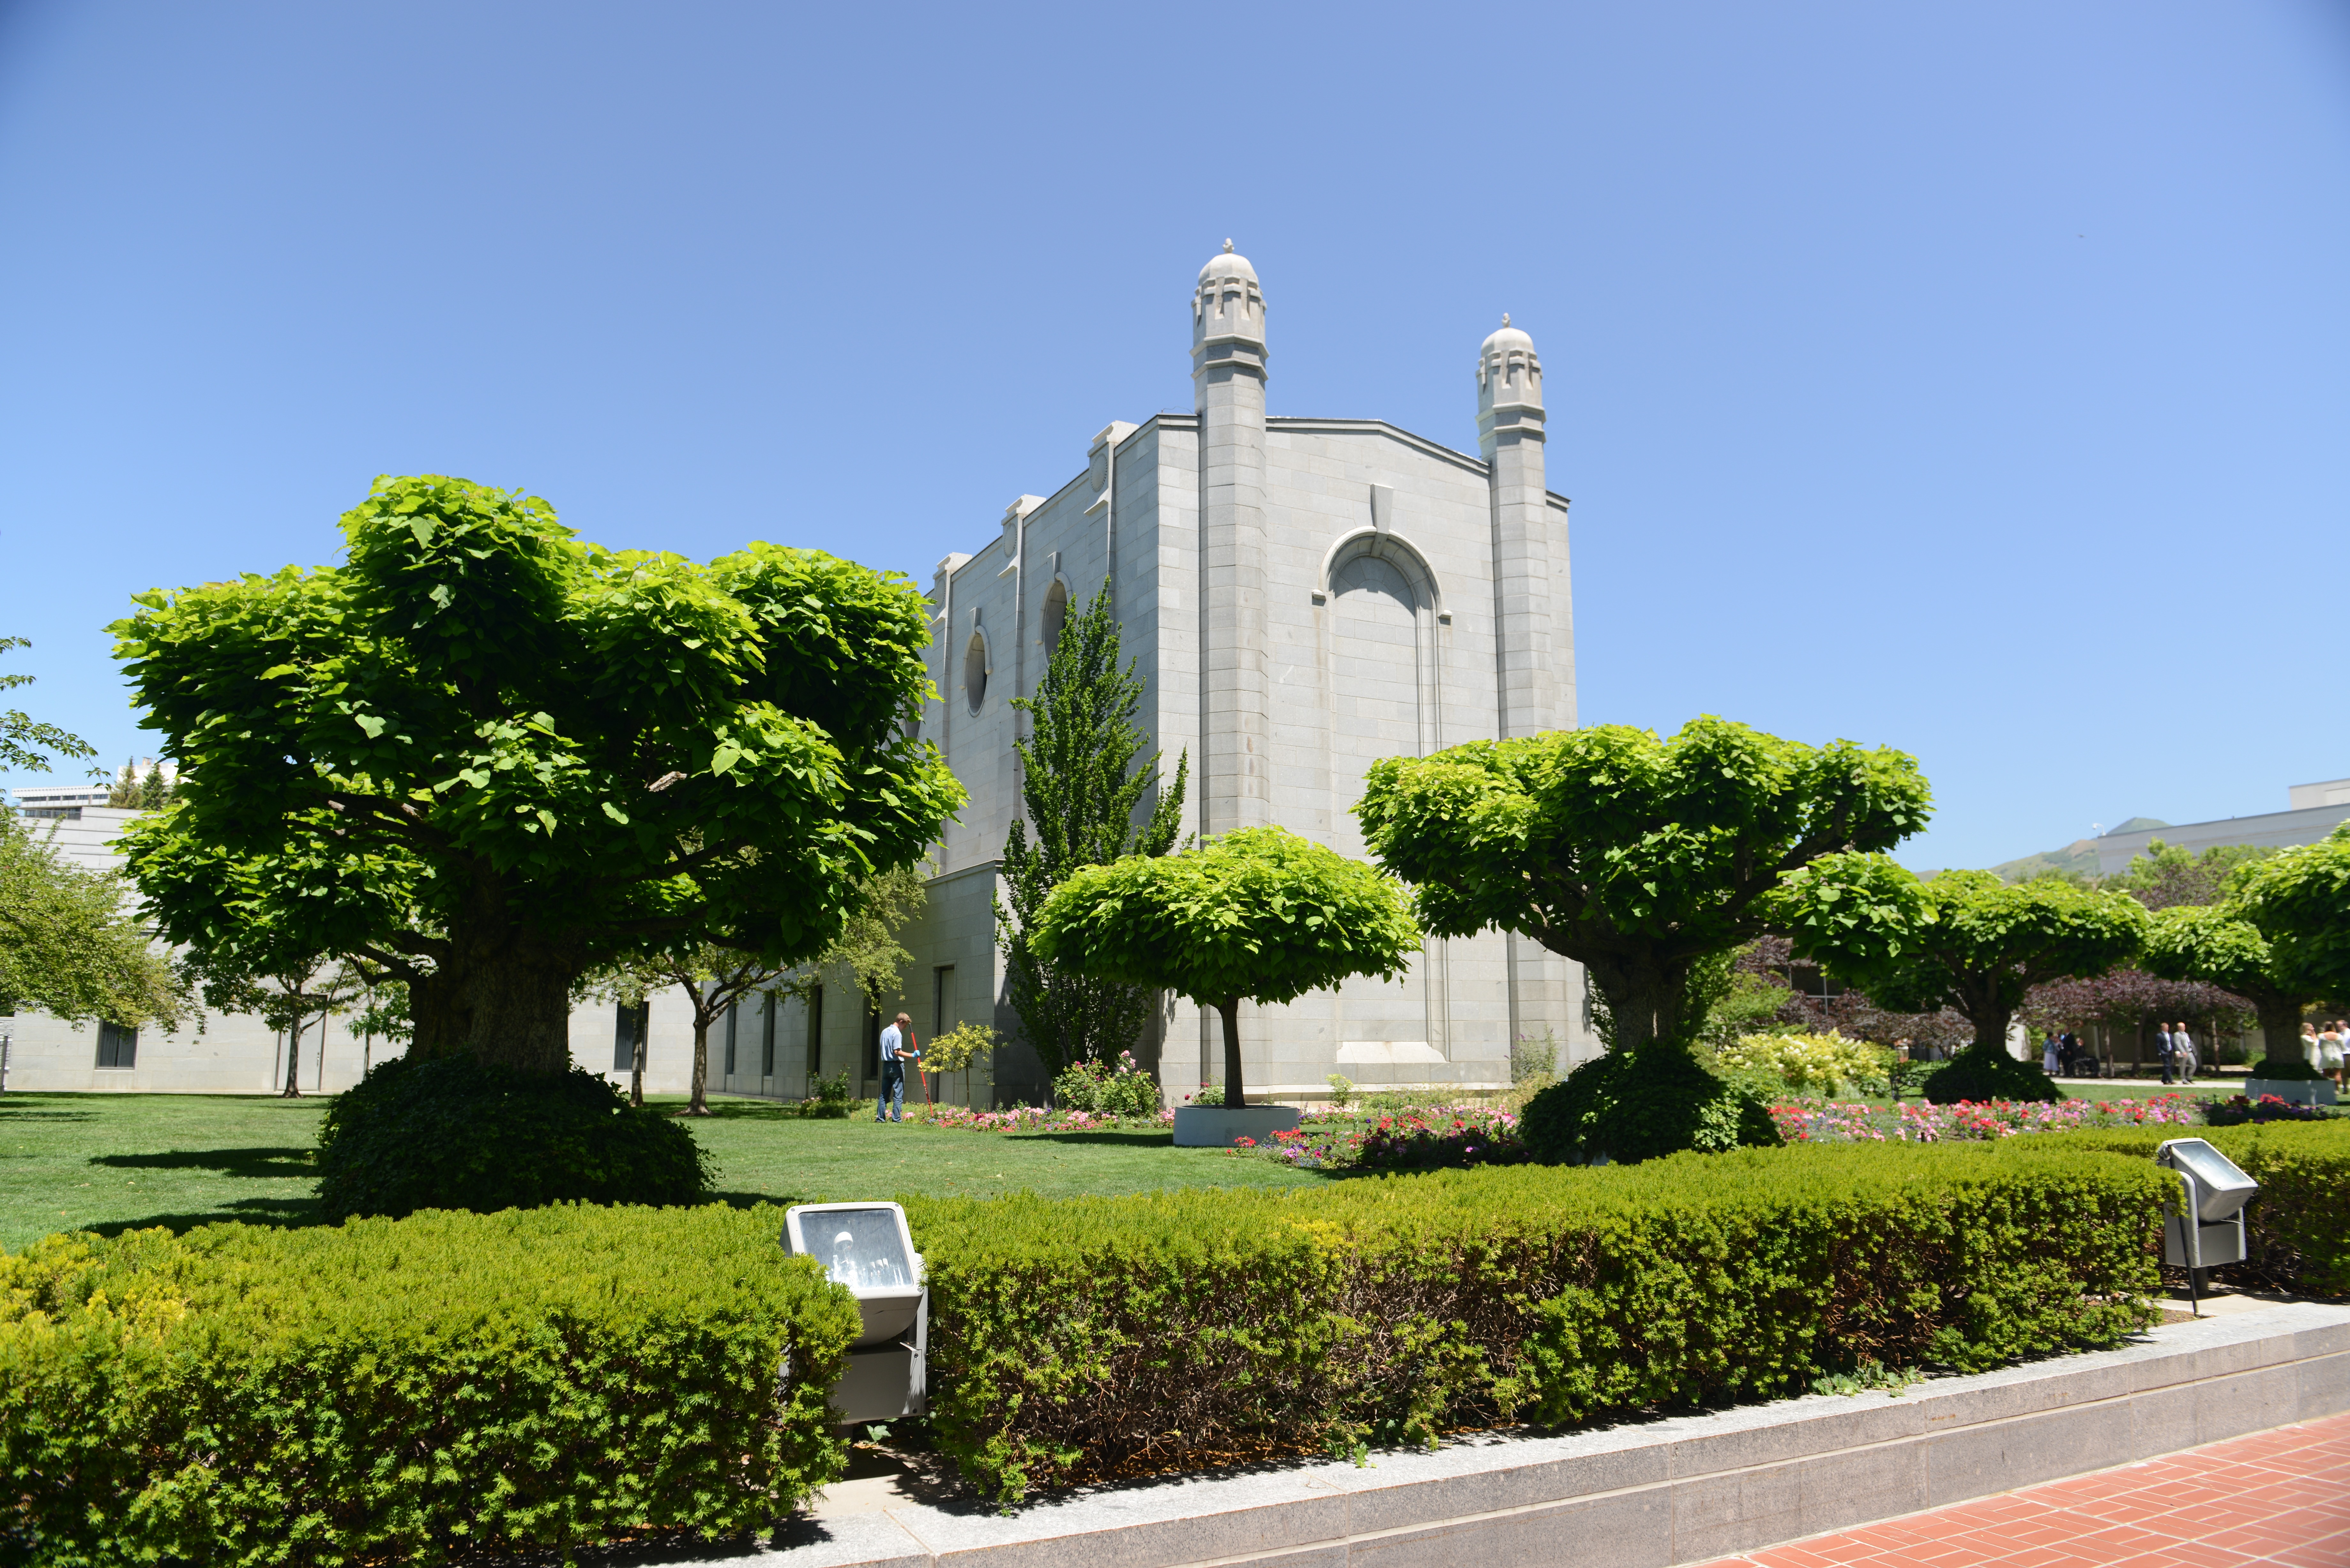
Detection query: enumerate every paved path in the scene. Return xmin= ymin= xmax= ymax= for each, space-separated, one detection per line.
xmin=1694 ymin=1412 xmax=2350 ymax=1567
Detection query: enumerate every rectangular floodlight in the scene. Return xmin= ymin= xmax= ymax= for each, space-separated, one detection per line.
xmin=783 ymin=1201 xmax=926 ymax=1349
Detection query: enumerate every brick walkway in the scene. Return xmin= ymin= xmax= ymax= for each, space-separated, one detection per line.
xmin=1694 ymin=1412 xmax=2350 ymax=1567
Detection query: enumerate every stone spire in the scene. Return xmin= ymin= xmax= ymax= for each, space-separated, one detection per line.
xmin=1193 ymin=242 xmax=1270 ymax=832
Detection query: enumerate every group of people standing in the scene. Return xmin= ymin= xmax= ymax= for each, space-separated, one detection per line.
xmin=2301 ymin=1021 xmax=2349 ymax=1089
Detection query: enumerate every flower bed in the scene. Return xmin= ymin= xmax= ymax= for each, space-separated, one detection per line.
xmin=921 ymin=1104 xmax=1167 ymax=1133
xmin=1248 ymin=1105 xmax=1527 ymax=1171
xmin=1772 ymin=1095 xmax=2201 ymax=1145
xmin=2204 ymin=1094 xmax=2335 ymax=1127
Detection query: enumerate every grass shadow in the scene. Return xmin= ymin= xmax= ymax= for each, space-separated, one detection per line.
xmin=0 ymin=1102 xmax=97 ymax=1123
xmin=84 ymin=1195 xmax=326 ymax=1239
xmin=91 ymin=1147 xmax=316 ymax=1180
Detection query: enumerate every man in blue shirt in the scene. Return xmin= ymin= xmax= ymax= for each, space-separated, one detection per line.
xmin=876 ymin=1012 xmax=915 ymax=1122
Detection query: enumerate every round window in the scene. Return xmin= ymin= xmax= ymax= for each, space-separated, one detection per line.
xmin=964 ymin=633 xmax=988 ymax=712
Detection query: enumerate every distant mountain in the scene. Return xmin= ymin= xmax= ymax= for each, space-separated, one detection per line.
xmin=1991 ymin=818 xmax=2171 ymax=882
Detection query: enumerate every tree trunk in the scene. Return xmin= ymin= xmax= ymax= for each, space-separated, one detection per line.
xmin=686 ymin=986 xmax=713 ymax=1115
xmin=315 ymin=1012 xmax=327 ymax=1091
xmin=1959 ymin=999 xmax=2014 ymax=1058
xmin=404 ymin=881 xmax=581 ymax=1073
xmin=1216 ymin=997 xmax=1247 ymax=1108
xmin=281 ymin=1016 xmax=304 ymax=1097
xmin=1579 ymin=951 xmax=1700 ymax=1052
xmin=2253 ymin=991 xmax=2310 ymax=1067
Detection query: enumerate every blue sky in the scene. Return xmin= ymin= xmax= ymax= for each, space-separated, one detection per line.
xmin=1 ymin=1 xmax=2343 ymax=871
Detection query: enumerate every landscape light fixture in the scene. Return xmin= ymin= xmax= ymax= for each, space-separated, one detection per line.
xmin=2155 ymin=1138 xmax=2258 ymax=1315
xmin=782 ymin=1201 xmax=928 ymax=1424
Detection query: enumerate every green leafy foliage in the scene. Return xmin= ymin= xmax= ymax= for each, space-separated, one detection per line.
xmin=1520 ymin=1046 xmax=1780 ymax=1164
xmin=1716 ymin=1031 xmax=1891 ymax=1098
xmin=909 ymin=1143 xmax=2165 ymax=1502
xmin=1357 ymin=717 xmax=1931 ymax=1051
xmin=313 ymin=1055 xmax=712 ymax=1220
xmin=0 ymin=1205 xmax=856 ymax=1564
xmin=1051 ymin=1051 xmax=1162 ymax=1116
xmin=2231 ymin=823 xmax=2350 ymax=1014
xmin=2021 ymin=1120 xmax=2350 ymax=1296
xmin=110 ymin=475 xmax=963 ymax=1073
xmin=2114 ymin=837 xmax=2278 ymax=911
xmin=0 ymin=811 xmax=182 ymax=1027
xmin=1030 ymin=826 xmax=1420 ymax=1105
xmin=2141 ymin=903 xmax=2316 ymax=1065
xmin=0 ymin=636 xmax=96 ymax=776
xmin=1785 ymin=860 xmax=2148 ymax=1099
xmin=997 ymin=582 xmax=1190 ymax=1079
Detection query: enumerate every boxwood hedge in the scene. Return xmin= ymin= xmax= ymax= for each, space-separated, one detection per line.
xmin=2019 ymin=1119 xmax=2350 ymax=1297
xmin=909 ymin=1141 xmax=2173 ymax=1502
xmin=0 ymin=1204 xmax=855 ymax=1566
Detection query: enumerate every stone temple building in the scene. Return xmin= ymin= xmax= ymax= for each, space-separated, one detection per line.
xmin=0 ymin=245 xmax=1603 ymax=1105
xmin=881 ymin=242 xmax=1603 ymax=1107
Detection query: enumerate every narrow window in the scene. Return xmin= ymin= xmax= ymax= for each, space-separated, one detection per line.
xmin=865 ymin=1003 xmax=882 ymax=1081
xmin=807 ymin=986 xmax=825 ymax=1076
xmin=612 ymin=1001 xmax=647 ymax=1073
xmin=933 ymin=965 xmax=953 ymax=1042
xmin=724 ymin=1000 xmax=739 ymax=1077
xmin=761 ymin=992 xmax=777 ymax=1078
xmin=95 ymin=1021 xmax=138 ymax=1070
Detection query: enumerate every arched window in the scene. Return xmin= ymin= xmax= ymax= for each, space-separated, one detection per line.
xmin=1040 ymin=578 xmax=1070 ymax=654
xmin=964 ymin=631 xmax=989 ymax=712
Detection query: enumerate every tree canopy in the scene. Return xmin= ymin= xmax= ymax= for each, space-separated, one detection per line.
xmin=0 ymin=636 xmax=96 ymax=776
xmin=112 ymin=475 xmax=962 ymax=1074
xmin=1781 ymin=860 xmax=2149 ymax=1065
xmin=2231 ymin=823 xmax=2350 ymax=1011
xmin=1028 ymin=825 xmax=1420 ymax=1106
xmin=2114 ymin=838 xmax=2278 ymax=912
xmin=998 ymin=580 xmax=1189 ymax=1079
xmin=1355 ymin=717 xmax=1931 ymax=1052
xmin=0 ymin=811 xmax=182 ymax=1028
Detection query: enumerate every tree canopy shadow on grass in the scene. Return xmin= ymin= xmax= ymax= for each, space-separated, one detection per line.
xmin=0 ymin=1100 xmax=97 ymax=1123
xmin=83 ymin=1195 xmax=324 ymax=1239
xmin=91 ymin=1147 xmax=316 ymax=1180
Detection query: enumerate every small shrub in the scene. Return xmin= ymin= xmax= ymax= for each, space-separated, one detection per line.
xmin=1521 ymin=1045 xmax=1779 ymax=1164
xmin=1185 ymin=1082 xmax=1225 ymax=1108
xmin=801 ymin=1067 xmax=857 ymax=1118
xmin=315 ymin=1054 xmax=712 ymax=1220
xmin=1053 ymin=1051 xmax=1161 ymax=1117
xmin=1510 ymin=1029 xmax=1558 ymax=1084
xmin=1325 ymin=1073 xmax=1354 ymax=1108
xmin=0 ymin=1205 xmax=857 ymax=1562
xmin=1923 ymin=1046 xmax=2060 ymax=1105
xmin=1716 ymin=1030 xmax=1891 ymax=1099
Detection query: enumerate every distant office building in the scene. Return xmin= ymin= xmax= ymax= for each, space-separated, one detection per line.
xmin=2092 ymin=778 xmax=2350 ymax=875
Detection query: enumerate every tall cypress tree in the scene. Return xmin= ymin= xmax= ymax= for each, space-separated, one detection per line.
xmin=996 ymin=581 xmax=1188 ymax=1079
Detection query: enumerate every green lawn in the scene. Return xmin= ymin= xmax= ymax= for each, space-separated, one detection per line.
xmin=0 ymin=1092 xmax=1325 ymax=1252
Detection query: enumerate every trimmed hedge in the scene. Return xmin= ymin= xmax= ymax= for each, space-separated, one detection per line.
xmin=2022 ymin=1120 xmax=2350 ymax=1298
xmin=1922 ymin=1045 xmax=2061 ymax=1105
xmin=315 ymin=1054 xmax=714 ymax=1219
xmin=909 ymin=1141 xmax=2170 ymax=1502
xmin=1521 ymin=1045 xmax=1779 ymax=1164
xmin=0 ymin=1205 xmax=856 ymax=1566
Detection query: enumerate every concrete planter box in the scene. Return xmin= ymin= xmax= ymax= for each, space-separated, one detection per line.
xmin=2244 ymin=1078 xmax=2339 ymax=1106
xmin=1172 ymin=1105 xmax=1301 ymax=1147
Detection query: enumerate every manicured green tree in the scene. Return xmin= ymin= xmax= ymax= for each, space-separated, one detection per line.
xmin=1780 ymin=859 xmax=2149 ymax=1101
xmin=1355 ymin=717 xmax=1932 ymax=1052
xmin=0 ymin=810 xmax=181 ymax=1028
xmin=2234 ymin=823 xmax=2350 ymax=1024
xmin=112 ymin=475 xmax=963 ymax=1074
xmin=2116 ymin=838 xmax=2277 ymax=912
xmin=2142 ymin=826 xmax=2350 ymax=1068
xmin=1028 ymin=826 xmax=1420 ymax=1106
xmin=997 ymin=582 xmax=1189 ymax=1078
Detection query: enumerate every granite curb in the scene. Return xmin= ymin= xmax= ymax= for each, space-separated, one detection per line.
xmin=632 ymin=1299 xmax=2350 ymax=1568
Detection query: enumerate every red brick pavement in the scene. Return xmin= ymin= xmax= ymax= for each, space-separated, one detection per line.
xmin=1693 ymin=1411 xmax=2350 ymax=1567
